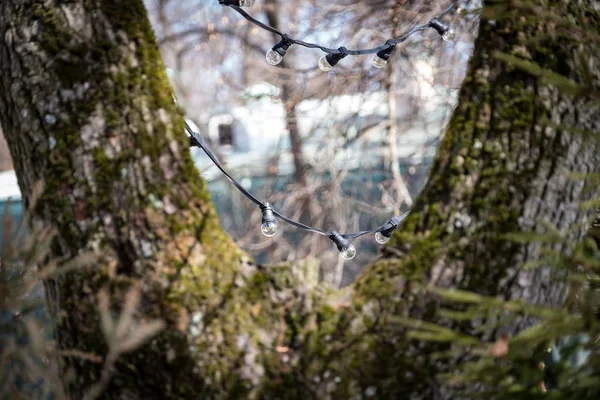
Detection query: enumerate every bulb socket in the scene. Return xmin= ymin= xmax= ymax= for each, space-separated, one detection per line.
xmin=429 ymin=18 xmax=450 ymax=37
xmin=376 ymin=42 xmax=395 ymax=61
xmin=325 ymin=47 xmax=349 ymax=68
xmin=219 ymin=0 xmax=252 ymax=6
xmin=272 ymin=39 xmax=291 ymax=57
xmin=378 ymin=215 xmax=403 ymax=239
xmin=329 ymin=231 xmax=351 ymax=252
xmin=188 ymin=131 xmax=204 ymax=148
xmin=260 ymin=203 xmax=276 ymax=225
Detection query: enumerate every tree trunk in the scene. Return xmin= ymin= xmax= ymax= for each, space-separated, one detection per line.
xmin=0 ymin=1 xmax=242 ymax=397
xmin=0 ymin=0 xmax=598 ymax=399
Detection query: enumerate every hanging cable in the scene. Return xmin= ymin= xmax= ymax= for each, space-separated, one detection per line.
xmin=185 ymin=124 xmax=409 ymax=260
xmin=218 ymin=1 xmax=458 ymax=70
xmin=184 ymin=0 xmax=456 ymax=255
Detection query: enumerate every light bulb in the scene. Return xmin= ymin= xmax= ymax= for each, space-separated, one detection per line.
xmin=266 ymin=49 xmax=283 ymax=65
xmin=375 ymin=232 xmax=390 ymax=244
xmin=266 ymin=39 xmax=291 ymax=66
xmin=442 ymin=29 xmax=455 ymax=42
xmin=340 ymin=244 xmax=356 ymax=260
xmin=261 ymin=221 xmax=278 ymax=237
xmin=430 ymin=18 xmax=454 ymax=42
xmin=318 ymin=55 xmax=334 ymax=72
xmin=372 ymin=43 xmax=394 ymax=69
xmin=239 ymin=0 xmax=255 ymax=6
xmin=329 ymin=231 xmax=356 ymax=260
xmin=372 ymin=55 xmax=388 ymax=69
xmin=318 ymin=49 xmax=348 ymax=72
xmin=260 ymin=202 xmax=277 ymax=237
xmin=375 ymin=215 xmax=406 ymax=245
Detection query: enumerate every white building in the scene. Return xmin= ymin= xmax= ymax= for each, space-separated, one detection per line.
xmin=193 ymin=70 xmax=457 ymax=182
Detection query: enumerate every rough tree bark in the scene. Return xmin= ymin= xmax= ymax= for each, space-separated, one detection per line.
xmin=0 ymin=0 xmax=599 ymax=399
xmin=0 ymin=1 xmax=238 ymax=397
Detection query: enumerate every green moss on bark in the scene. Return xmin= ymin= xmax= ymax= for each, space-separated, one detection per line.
xmin=2 ymin=0 xmax=599 ymax=399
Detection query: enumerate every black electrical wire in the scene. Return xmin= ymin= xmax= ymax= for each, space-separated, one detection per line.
xmin=272 ymin=209 xmax=329 ymax=236
xmin=186 ymin=121 xmax=264 ymax=208
xmin=185 ymin=123 xmax=408 ymax=241
xmin=179 ymin=1 xmax=459 ymax=249
xmin=183 ymin=1 xmax=456 ymax=244
xmin=225 ymin=2 xmax=457 ymax=56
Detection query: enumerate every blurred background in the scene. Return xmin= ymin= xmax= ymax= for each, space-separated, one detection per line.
xmin=0 ymin=0 xmax=480 ymax=287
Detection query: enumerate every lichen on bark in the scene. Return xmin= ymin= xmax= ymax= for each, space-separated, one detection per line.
xmin=1 ymin=0 xmax=599 ymax=399
xmin=1 ymin=0 xmax=241 ymax=397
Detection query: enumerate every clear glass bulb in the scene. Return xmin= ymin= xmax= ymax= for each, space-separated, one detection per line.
xmin=266 ymin=49 xmax=283 ymax=66
xmin=261 ymin=221 xmax=277 ymax=237
xmin=318 ymin=55 xmax=334 ymax=72
xmin=442 ymin=29 xmax=455 ymax=42
xmin=372 ymin=55 xmax=388 ymax=69
xmin=340 ymin=244 xmax=356 ymax=260
xmin=375 ymin=232 xmax=390 ymax=244
xmin=239 ymin=0 xmax=255 ymax=6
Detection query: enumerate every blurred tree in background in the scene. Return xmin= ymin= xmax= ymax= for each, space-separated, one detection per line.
xmin=149 ymin=0 xmax=478 ymax=285
xmin=0 ymin=0 xmax=599 ymax=399
xmin=0 ymin=126 xmax=12 ymax=172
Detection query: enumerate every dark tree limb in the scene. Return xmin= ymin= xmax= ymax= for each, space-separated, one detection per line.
xmin=0 ymin=0 xmax=599 ymax=398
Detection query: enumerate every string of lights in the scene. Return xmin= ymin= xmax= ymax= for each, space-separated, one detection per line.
xmin=185 ymin=122 xmax=409 ymax=260
xmin=185 ymin=1 xmax=458 ymax=258
xmin=218 ymin=0 xmax=457 ymax=69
